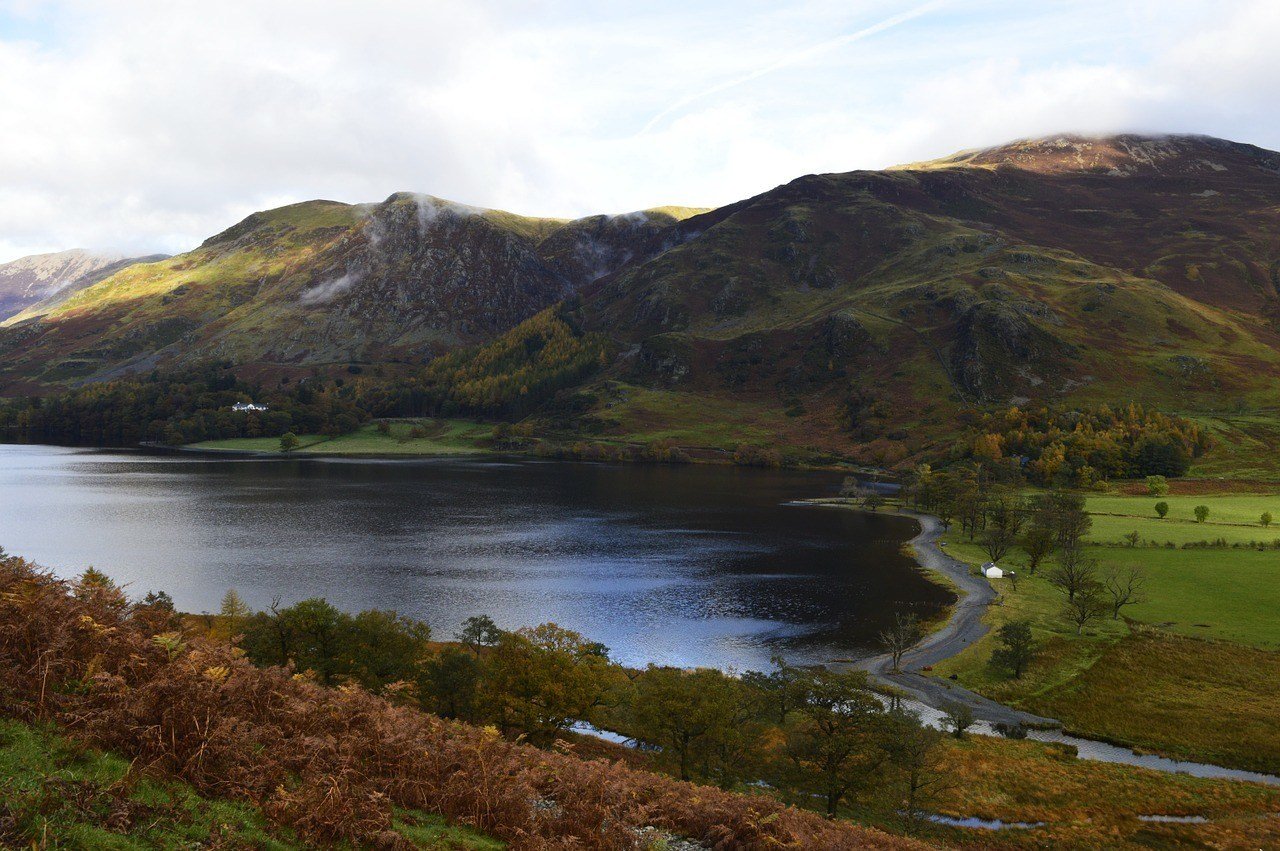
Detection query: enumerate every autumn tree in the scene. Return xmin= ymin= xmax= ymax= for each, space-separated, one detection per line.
xmin=419 ymin=646 xmax=482 ymax=720
xmin=980 ymin=490 xmax=1026 ymax=563
xmin=784 ymin=668 xmax=888 ymax=818
xmin=1047 ymin=544 xmax=1099 ymax=602
xmin=481 ymin=623 xmax=630 ymax=744
xmin=630 ymin=666 xmax=762 ymax=783
xmin=1020 ymin=521 xmax=1056 ymax=574
xmin=456 ymin=614 xmax=503 ymax=652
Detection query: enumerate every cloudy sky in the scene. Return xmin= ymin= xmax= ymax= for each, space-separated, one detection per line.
xmin=1 ymin=0 xmax=1277 ymax=261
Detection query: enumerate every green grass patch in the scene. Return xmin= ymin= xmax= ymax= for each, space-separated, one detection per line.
xmin=931 ymin=530 xmax=1280 ymax=772
xmin=189 ymin=418 xmax=497 ymax=456
xmin=0 ymin=717 xmax=504 ymax=849
xmin=0 ymin=717 xmax=296 ymax=849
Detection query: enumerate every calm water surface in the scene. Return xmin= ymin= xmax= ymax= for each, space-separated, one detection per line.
xmin=0 ymin=445 xmax=951 ymax=670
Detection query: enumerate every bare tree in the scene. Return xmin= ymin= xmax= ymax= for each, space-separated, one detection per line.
xmin=1047 ymin=544 xmax=1098 ymax=602
xmin=1104 ymin=564 xmax=1147 ymax=619
xmin=981 ymin=494 xmax=1026 ymax=563
xmin=1020 ymin=522 xmax=1055 ymax=574
xmin=879 ymin=613 xmax=921 ymax=674
xmin=1063 ymin=587 xmax=1108 ymax=634
xmin=941 ymin=701 xmax=976 ymax=740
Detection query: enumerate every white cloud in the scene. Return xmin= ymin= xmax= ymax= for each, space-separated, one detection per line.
xmin=0 ymin=0 xmax=1278 ymax=262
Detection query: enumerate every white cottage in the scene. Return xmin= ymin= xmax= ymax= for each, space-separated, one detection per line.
xmin=981 ymin=562 xmax=1004 ymax=579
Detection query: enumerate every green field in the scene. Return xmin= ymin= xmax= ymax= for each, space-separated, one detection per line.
xmin=0 ymin=717 xmax=503 ymax=849
xmin=1085 ymin=492 xmax=1280 ymax=546
xmin=928 ymin=487 xmax=1280 ymax=771
xmin=189 ymin=418 xmax=497 ymax=456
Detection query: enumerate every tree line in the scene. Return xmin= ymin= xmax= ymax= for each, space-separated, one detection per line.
xmin=184 ymin=591 xmax=955 ymax=823
xmin=0 ymin=366 xmax=366 ymax=446
xmin=961 ymin=403 xmax=1211 ymax=486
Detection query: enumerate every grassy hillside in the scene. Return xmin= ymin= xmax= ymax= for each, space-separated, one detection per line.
xmin=0 ymin=718 xmax=502 ymax=849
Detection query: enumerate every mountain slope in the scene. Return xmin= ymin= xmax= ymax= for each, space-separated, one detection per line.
xmin=3 ymin=134 xmax=1280 ymax=464
xmin=0 ymin=198 xmax=702 ymax=390
xmin=565 ymin=135 xmax=1280 ymax=460
xmin=0 ymin=249 xmax=167 ymax=321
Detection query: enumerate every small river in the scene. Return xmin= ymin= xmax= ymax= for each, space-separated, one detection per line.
xmin=0 ymin=445 xmax=952 ymax=670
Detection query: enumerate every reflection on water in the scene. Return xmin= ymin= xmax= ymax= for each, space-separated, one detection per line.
xmin=0 ymin=445 xmax=952 ymax=670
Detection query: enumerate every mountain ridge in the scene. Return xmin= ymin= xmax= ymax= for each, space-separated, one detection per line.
xmin=3 ymin=132 xmax=1279 ymax=462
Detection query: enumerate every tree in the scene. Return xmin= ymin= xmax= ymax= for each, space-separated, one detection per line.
xmin=941 ymin=701 xmax=975 ymax=739
xmin=741 ymin=655 xmax=801 ymax=725
xmin=1046 ymin=491 xmax=1092 ymax=549
xmin=420 ymin=646 xmax=482 ymax=720
xmin=990 ymin=619 xmax=1035 ymax=678
xmin=216 ymin=589 xmax=251 ymax=641
xmin=481 ymin=623 xmax=629 ymax=744
xmin=1145 ymin=475 xmax=1169 ymax=496
xmin=1047 ymin=544 xmax=1098 ymax=602
xmin=340 ymin=609 xmax=432 ymax=692
xmin=279 ymin=431 xmax=300 ymax=452
xmin=879 ymin=612 xmax=921 ymax=674
xmin=1122 ymin=530 xmax=1141 ymax=548
xmin=980 ymin=492 xmax=1026 ymax=563
xmin=784 ymin=668 xmax=888 ymax=818
xmin=280 ymin=598 xmax=345 ymax=686
xmin=885 ymin=710 xmax=948 ymax=826
xmin=862 ymin=492 xmax=884 ymax=512
xmin=1062 ymin=587 xmax=1108 ymax=634
xmin=1261 ymin=512 xmax=1273 ymax=528
xmin=1154 ymin=501 xmax=1170 ymax=519
xmin=631 ymin=667 xmax=760 ymax=783
xmin=456 ymin=615 xmax=503 ymax=652
xmin=1194 ymin=504 xmax=1210 ymax=523
xmin=1104 ymin=564 xmax=1146 ymax=619
xmin=141 ymin=590 xmax=175 ymax=611
xmin=1020 ymin=523 xmax=1055 ymax=575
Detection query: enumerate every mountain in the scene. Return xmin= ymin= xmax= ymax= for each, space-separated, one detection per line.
xmin=568 ymin=134 xmax=1280 ymax=459
xmin=0 ymin=249 xmax=168 ymax=322
xmin=3 ymin=133 xmax=1280 ymax=461
xmin=0 ymin=197 xmax=703 ymax=390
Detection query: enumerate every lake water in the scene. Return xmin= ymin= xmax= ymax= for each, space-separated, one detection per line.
xmin=0 ymin=445 xmax=951 ymax=670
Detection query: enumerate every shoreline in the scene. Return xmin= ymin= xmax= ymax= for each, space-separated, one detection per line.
xmin=803 ymin=499 xmax=1060 ymax=729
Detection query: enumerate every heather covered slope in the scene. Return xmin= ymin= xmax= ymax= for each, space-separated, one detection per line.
xmin=568 ymin=135 xmax=1280 ymax=462
xmin=0 ymin=198 xmax=701 ymax=391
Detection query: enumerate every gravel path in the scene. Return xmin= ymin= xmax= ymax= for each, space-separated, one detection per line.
xmin=812 ymin=503 xmax=1060 ymax=729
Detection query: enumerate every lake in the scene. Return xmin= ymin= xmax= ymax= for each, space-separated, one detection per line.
xmin=0 ymin=445 xmax=951 ymax=670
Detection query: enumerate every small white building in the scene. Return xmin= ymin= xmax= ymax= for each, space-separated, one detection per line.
xmin=231 ymin=402 xmax=269 ymax=413
xmin=982 ymin=562 xmax=1004 ymax=579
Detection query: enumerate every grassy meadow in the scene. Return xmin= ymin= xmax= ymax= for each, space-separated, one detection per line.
xmin=190 ymin=418 xmax=497 ymax=456
xmin=926 ymin=482 xmax=1280 ymax=773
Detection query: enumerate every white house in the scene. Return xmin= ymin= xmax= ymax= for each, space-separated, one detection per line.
xmin=231 ymin=402 xmax=269 ymax=413
xmin=982 ymin=562 xmax=1004 ymax=579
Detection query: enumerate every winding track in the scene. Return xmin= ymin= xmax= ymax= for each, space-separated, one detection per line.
xmin=820 ymin=505 xmax=1059 ymax=729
